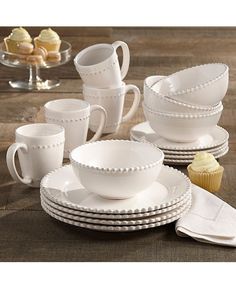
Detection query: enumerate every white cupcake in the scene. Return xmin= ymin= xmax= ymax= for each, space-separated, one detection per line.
xmin=4 ymin=27 xmax=32 ymax=54
xmin=187 ymin=152 xmax=224 ymax=192
xmin=34 ymin=28 xmax=61 ymax=52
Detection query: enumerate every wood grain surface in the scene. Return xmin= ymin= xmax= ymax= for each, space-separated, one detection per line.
xmin=0 ymin=27 xmax=236 ymax=261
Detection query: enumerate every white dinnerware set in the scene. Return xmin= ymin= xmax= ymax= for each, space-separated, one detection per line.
xmin=6 ymin=43 xmax=230 ymax=233
xmin=131 ymin=63 xmax=229 ymax=165
xmin=74 ymin=41 xmax=141 ymax=133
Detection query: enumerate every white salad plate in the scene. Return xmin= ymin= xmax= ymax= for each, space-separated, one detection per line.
xmin=41 ymin=196 xmax=191 ymax=226
xmin=41 ymin=190 xmax=191 ymax=220
xmin=130 ymin=122 xmax=229 ymax=151
xmin=164 ymin=147 xmax=229 ymax=165
xmin=40 ymin=165 xmax=191 ymax=214
xmin=164 ymin=144 xmax=229 ymax=159
xmin=130 ymin=136 xmax=228 ymax=157
xmin=164 ymin=146 xmax=229 ymax=160
xmin=159 ymin=142 xmax=228 ymax=155
xmin=41 ymin=201 xmax=191 ymax=232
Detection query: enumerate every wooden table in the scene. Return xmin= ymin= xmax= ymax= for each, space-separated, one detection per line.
xmin=0 ymin=27 xmax=236 ymax=261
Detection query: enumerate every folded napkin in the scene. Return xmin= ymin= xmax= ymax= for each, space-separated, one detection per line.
xmin=176 ymin=184 xmax=236 ymax=247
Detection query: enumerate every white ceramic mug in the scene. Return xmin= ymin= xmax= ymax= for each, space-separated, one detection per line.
xmin=83 ymin=82 xmax=141 ymax=133
xmin=74 ymin=41 xmax=130 ymax=88
xmin=6 ymin=123 xmax=65 ymax=188
xmin=44 ymin=99 xmax=107 ymax=158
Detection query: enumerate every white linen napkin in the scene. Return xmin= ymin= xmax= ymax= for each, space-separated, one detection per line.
xmin=176 ymin=184 xmax=236 ymax=247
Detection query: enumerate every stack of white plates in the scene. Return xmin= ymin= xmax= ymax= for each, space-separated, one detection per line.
xmin=130 ymin=122 xmax=229 ymax=165
xmin=40 ymin=165 xmax=191 ymax=232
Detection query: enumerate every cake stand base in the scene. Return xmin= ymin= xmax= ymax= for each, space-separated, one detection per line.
xmin=9 ymin=79 xmax=60 ymax=90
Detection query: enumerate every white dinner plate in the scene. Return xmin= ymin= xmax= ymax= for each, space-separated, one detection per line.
xmin=131 ymin=135 xmax=228 ymax=155
xmin=41 ymin=165 xmax=191 ymax=214
xmin=130 ymin=122 xmax=229 ymax=151
xmin=41 ymin=191 xmax=191 ymax=220
xmin=41 ymin=196 xmax=191 ymax=226
xmin=41 ymin=201 xmax=191 ymax=232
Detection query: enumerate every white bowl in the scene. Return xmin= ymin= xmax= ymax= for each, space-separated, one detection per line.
xmin=70 ymin=140 xmax=164 ymax=199
xmin=151 ymin=63 xmax=229 ymax=106
xmin=143 ymin=102 xmax=223 ymax=142
xmin=144 ymin=75 xmax=220 ymax=113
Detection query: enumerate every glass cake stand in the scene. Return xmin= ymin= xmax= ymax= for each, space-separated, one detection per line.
xmin=0 ymin=40 xmax=72 ymax=90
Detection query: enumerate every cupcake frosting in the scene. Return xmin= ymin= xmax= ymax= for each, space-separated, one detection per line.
xmin=8 ymin=27 xmax=32 ymax=42
xmin=190 ymin=152 xmax=220 ymax=173
xmin=37 ymin=28 xmax=60 ymax=43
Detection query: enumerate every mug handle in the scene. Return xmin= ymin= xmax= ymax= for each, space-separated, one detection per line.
xmin=6 ymin=143 xmax=32 ymax=185
xmin=122 ymin=84 xmax=141 ymax=123
xmin=87 ymin=105 xmax=107 ymax=142
xmin=112 ymin=41 xmax=130 ymax=80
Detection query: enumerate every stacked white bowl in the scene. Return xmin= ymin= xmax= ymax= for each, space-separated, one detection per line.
xmin=143 ymin=63 xmax=229 ymax=143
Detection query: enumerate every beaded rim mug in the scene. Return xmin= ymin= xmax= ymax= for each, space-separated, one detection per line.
xmin=44 ymin=98 xmax=107 ymax=158
xmin=6 ymin=123 xmax=65 ymax=187
xmin=83 ymin=82 xmax=141 ymax=133
xmin=74 ymin=41 xmax=130 ymax=88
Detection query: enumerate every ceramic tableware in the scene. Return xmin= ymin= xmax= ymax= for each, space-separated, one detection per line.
xmin=70 ymin=140 xmax=164 ymax=199
xmin=40 ymin=164 xmax=191 ymax=214
xmin=130 ymin=120 xmax=229 ymax=165
xmin=6 ymin=123 xmax=65 ymax=187
xmin=130 ymin=136 xmax=228 ymax=165
xmin=163 ymin=144 xmax=229 ymax=159
xmin=44 ymin=98 xmax=107 ymax=158
xmin=41 ymin=196 xmax=191 ymax=226
xmin=164 ymin=146 xmax=229 ymax=160
xmin=74 ymin=41 xmax=130 ymax=88
xmin=130 ymin=122 xmax=229 ymax=151
xmin=40 ymin=189 xmax=191 ymax=219
xmin=83 ymin=82 xmax=140 ymax=133
xmin=151 ymin=63 xmax=229 ymax=106
xmin=160 ymin=142 xmax=229 ymax=156
xmin=131 ymin=134 xmax=228 ymax=155
xmin=41 ymin=202 xmax=191 ymax=232
xmin=164 ymin=147 xmax=229 ymax=165
xmin=130 ymin=137 xmax=228 ymax=165
xmin=144 ymin=75 xmax=222 ymax=113
xmin=143 ymin=102 xmax=223 ymax=142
